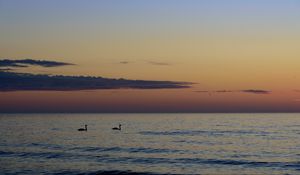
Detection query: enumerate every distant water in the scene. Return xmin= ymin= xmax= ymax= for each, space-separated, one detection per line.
xmin=1 ymin=113 xmax=300 ymax=175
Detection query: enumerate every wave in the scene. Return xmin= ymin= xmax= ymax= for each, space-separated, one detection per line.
xmin=71 ymin=146 xmax=182 ymax=154
xmin=0 ymin=150 xmax=77 ymax=159
xmin=1 ymin=143 xmax=182 ymax=156
xmin=2 ymin=149 xmax=300 ymax=174
xmin=53 ymin=170 xmax=180 ymax=175
xmin=87 ymin=170 xmax=182 ymax=175
xmin=2 ymin=149 xmax=300 ymax=169
xmin=29 ymin=142 xmax=64 ymax=150
xmin=139 ymin=130 xmax=273 ymax=137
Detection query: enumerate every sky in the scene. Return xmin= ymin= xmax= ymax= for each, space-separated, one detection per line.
xmin=1 ymin=0 xmax=300 ymax=112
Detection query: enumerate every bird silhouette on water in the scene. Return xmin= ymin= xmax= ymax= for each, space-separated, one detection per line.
xmin=112 ymin=124 xmax=122 ymax=131
xmin=78 ymin=125 xmax=87 ymax=131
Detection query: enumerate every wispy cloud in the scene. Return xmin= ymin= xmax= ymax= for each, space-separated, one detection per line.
xmin=241 ymin=89 xmax=270 ymax=94
xmin=0 ymin=59 xmax=74 ymax=68
xmin=195 ymin=89 xmax=271 ymax=95
xmin=215 ymin=90 xmax=234 ymax=93
xmin=119 ymin=61 xmax=131 ymax=64
xmin=116 ymin=60 xmax=172 ymax=66
xmin=147 ymin=61 xmax=171 ymax=66
xmin=0 ymin=71 xmax=192 ymax=91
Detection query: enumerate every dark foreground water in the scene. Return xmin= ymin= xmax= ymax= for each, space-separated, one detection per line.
xmin=1 ymin=113 xmax=300 ymax=175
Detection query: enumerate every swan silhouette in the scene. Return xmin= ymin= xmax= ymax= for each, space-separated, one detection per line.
xmin=112 ymin=124 xmax=121 ymax=130
xmin=78 ymin=125 xmax=87 ymax=131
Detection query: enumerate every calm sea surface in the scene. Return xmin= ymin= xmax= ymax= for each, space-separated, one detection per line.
xmin=1 ymin=113 xmax=300 ymax=175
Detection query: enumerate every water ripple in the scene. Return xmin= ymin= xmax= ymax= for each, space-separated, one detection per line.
xmin=139 ymin=130 xmax=273 ymax=137
xmin=71 ymin=146 xmax=182 ymax=154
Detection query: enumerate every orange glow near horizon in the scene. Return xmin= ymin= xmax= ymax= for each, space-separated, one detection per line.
xmin=1 ymin=88 xmax=300 ymax=112
xmin=1 ymin=1 xmax=300 ymax=112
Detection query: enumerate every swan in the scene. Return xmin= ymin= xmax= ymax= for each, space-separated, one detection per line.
xmin=112 ymin=124 xmax=121 ymax=130
xmin=78 ymin=125 xmax=87 ymax=131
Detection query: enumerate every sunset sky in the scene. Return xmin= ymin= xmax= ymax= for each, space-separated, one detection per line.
xmin=1 ymin=0 xmax=300 ymax=112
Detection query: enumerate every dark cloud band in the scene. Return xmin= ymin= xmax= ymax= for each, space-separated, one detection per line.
xmin=0 ymin=71 xmax=192 ymax=91
xmin=0 ymin=59 xmax=74 ymax=68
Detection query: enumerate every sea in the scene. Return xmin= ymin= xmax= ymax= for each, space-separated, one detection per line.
xmin=0 ymin=113 xmax=300 ymax=175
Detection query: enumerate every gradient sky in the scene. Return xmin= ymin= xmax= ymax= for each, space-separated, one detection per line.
xmin=1 ymin=0 xmax=300 ymax=112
